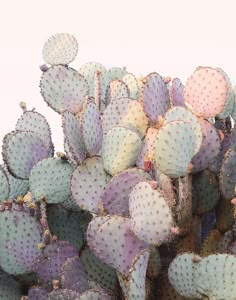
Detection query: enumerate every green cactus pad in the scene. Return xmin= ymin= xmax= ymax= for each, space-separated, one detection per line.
xmin=101 ymin=168 xmax=151 ymax=216
xmin=219 ymin=149 xmax=236 ymax=200
xmin=106 ymin=67 xmax=127 ymax=81
xmin=129 ymin=181 xmax=174 ymax=245
xmin=28 ymin=286 xmax=48 ymax=300
xmin=105 ymin=80 xmax=130 ymax=105
xmin=40 ymin=65 xmax=89 ymax=114
xmin=184 ymin=67 xmax=229 ymax=118
xmin=29 ymin=157 xmax=73 ymax=203
xmin=0 ymin=273 xmax=22 ymax=300
xmin=102 ymin=126 xmax=142 ymax=176
xmin=48 ymin=289 xmax=80 ymax=300
xmin=102 ymin=98 xmax=148 ymax=138
xmin=141 ymin=72 xmax=170 ymax=123
xmin=61 ymin=257 xmax=89 ymax=293
xmin=71 ymin=157 xmax=110 ymax=213
xmin=61 ymin=196 xmax=84 ymax=212
xmin=193 ymin=170 xmax=220 ymax=215
xmin=2 ymin=131 xmax=50 ymax=179
xmin=0 ymin=210 xmax=42 ymax=275
xmin=42 ymin=33 xmax=78 ymax=65
xmin=122 ymin=73 xmax=139 ymax=99
xmin=170 ymin=78 xmax=185 ymax=107
xmin=81 ymin=102 xmax=103 ymax=156
xmin=16 ymin=110 xmax=53 ymax=153
xmin=168 ymin=252 xmax=202 ymax=298
xmin=194 ymin=254 xmax=236 ymax=299
xmin=0 ymin=165 xmax=9 ymax=202
xmin=80 ymin=247 xmax=119 ymax=296
xmin=47 ymin=205 xmax=91 ymax=250
xmin=215 ymin=198 xmax=234 ymax=233
xmin=79 ymin=289 xmax=113 ymax=300
xmin=62 ymin=110 xmax=86 ymax=164
xmin=125 ymin=249 xmax=150 ymax=300
xmin=154 ymin=120 xmax=198 ymax=177
xmin=86 ymin=215 xmax=148 ymax=275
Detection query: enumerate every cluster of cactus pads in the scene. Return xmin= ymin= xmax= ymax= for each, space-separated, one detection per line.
xmin=0 ymin=33 xmax=236 ymax=300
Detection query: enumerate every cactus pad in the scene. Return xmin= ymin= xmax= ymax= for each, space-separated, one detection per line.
xmin=28 ymin=286 xmax=48 ymax=300
xmin=105 ymin=80 xmax=130 ymax=105
xmin=0 ymin=165 xmax=9 ymax=202
xmin=122 ymin=73 xmax=139 ymax=99
xmin=170 ymin=78 xmax=185 ymax=106
xmin=0 ymin=272 xmax=22 ymax=300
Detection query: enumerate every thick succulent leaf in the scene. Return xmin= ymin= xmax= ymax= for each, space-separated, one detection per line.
xmin=42 ymin=33 xmax=78 ymax=65
xmin=29 ymin=158 xmax=73 ymax=203
xmin=86 ymin=215 xmax=148 ymax=275
xmin=102 ymin=98 xmax=148 ymax=138
xmin=168 ymin=252 xmax=202 ymax=298
xmin=62 ymin=110 xmax=86 ymax=163
xmin=0 ymin=210 xmax=42 ymax=275
xmin=28 ymin=286 xmax=48 ymax=300
xmin=105 ymin=80 xmax=130 ymax=105
xmin=2 ymin=131 xmax=50 ymax=179
xmin=79 ymin=289 xmax=113 ymax=300
xmin=0 ymin=165 xmax=9 ymax=202
xmin=101 ymin=168 xmax=151 ymax=216
xmin=40 ymin=65 xmax=89 ymax=114
xmin=141 ymin=72 xmax=170 ymax=123
xmin=71 ymin=157 xmax=110 ymax=213
xmin=0 ymin=273 xmax=22 ymax=300
xmin=170 ymin=78 xmax=185 ymax=106
xmin=184 ymin=67 xmax=229 ymax=117
xmin=194 ymin=254 xmax=236 ymax=299
xmin=129 ymin=181 xmax=174 ymax=245
xmin=102 ymin=126 xmax=142 ymax=176
xmin=81 ymin=102 xmax=103 ymax=156
xmin=122 ymin=73 xmax=139 ymax=99
xmin=154 ymin=120 xmax=198 ymax=177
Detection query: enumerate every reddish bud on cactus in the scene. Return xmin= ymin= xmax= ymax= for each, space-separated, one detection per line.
xmin=148 ymin=181 xmax=158 ymax=190
xmin=144 ymin=160 xmax=152 ymax=172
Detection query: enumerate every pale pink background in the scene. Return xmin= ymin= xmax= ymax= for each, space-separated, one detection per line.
xmin=0 ymin=0 xmax=235 ymax=161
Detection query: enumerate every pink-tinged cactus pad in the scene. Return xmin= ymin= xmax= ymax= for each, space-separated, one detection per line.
xmin=62 ymin=110 xmax=86 ymax=164
xmin=129 ymin=181 xmax=174 ymax=245
xmin=0 ymin=165 xmax=9 ymax=202
xmin=87 ymin=215 xmax=148 ymax=275
xmin=102 ymin=98 xmax=148 ymax=138
xmin=105 ymin=80 xmax=130 ymax=105
xmin=141 ymin=72 xmax=170 ymax=124
xmin=191 ymin=119 xmax=221 ymax=173
xmin=2 ymin=131 xmax=50 ymax=179
xmin=40 ymin=65 xmax=89 ymax=114
xmin=101 ymin=168 xmax=151 ymax=216
xmin=125 ymin=250 xmax=150 ymax=300
xmin=154 ymin=121 xmax=198 ymax=177
xmin=79 ymin=289 xmax=113 ymax=300
xmin=101 ymin=126 xmax=142 ymax=176
xmin=184 ymin=67 xmax=229 ymax=117
xmin=42 ymin=33 xmax=78 ymax=65
xmin=71 ymin=157 xmax=110 ymax=213
xmin=168 ymin=252 xmax=202 ymax=299
xmin=170 ymin=78 xmax=185 ymax=106
xmin=81 ymin=102 xmax=103 ymax=156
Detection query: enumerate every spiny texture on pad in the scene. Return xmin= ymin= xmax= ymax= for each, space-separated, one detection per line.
xmin=0 ymin=165 xmax=9 ymax=201
xmin=102 ymin=98 xmax=148 ymax=138
xmin=29 ymin=158 xmax=73 ymax=203
xmin=0 ymin=210 xmax=42 ymax=275
xmin=154 ymin=120 xmax=198 ymax=177
xmin=0 ymin=273 xmax=22 ymax=300
xmin=102 ymin=126 xmax=142 ymax=176
xmin=2 ymin=131 xmax=50 ymax=179
xmin=101 ymin=168 xmax=151 ymax=216
xmin=42 ymin=33 xmax=78 ymax=65
xmin=28 ymin=286 xmax=48 ymax=300
xmin=184 ymin=67 xmax=229 ymax=117
xmin=86 ymin=215 xmax=148 ymax=275
xmin=129 ymin=181 xmax=174 ymax=245
xmin=71 ymin=157 xmax=110 ymax=213
xmin=170 ymin=78 xmax=185 ymax=107
xmin=81 ymin=102 xmax=103 ymax=156
xmin=79 ymin=289 xmax=113 ymax=300
xmin=141 ymin=72 xmax=170 ymax=123
xmin=122 ymin=73 xmax=139 ymax=99
xmin=48 ymin=289 xmax=80 ymax=300
xmin=40 ymin=65 xmax=89 ymax=114
xmin=105 ymin=80 xmax=130 ymax=105
xmin=168 ymin=253 xmax=202 ymax=298
xmin=194 ymin=254 xmax=236 ymax=299
xmin=62 ymin=110 xmax=86 ymax=164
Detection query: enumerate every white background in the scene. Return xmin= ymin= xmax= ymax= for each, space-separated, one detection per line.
xmin=0 ymin=0 xmax=235 ymax=158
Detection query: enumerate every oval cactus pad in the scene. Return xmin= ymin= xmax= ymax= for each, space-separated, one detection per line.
xmin=170 ymin=78 xmax=185 ymax=107
xmin=102 ymin=126 xmax=142 ymax=176
xmin=105 ymin=80 xmax=130 ymax=105
xmin=0 ymin=165 xmax=9 ymax=202
xmin=40 ymin=65 xmax=89 ymax=114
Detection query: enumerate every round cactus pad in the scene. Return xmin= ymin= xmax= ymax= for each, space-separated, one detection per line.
xmin=62 ymin=110 xmax=86 ymax=163
xmin=184 ymin=67 xmax=229 ymax=117
xmin=101 ymin=126 xmax=142 ymax=176
xmin=3 ymin=131 xmax=50 ymax=179
xmin=0 ymin=165 xmax=9 ymax=202
xmin=154 ymin=120 xmax=198 ymax=177
xmin=40 ymin=65 xmax=89 ymax=114
xmin=129 ymin=181 xmax=174 ymax=245
xmin=170 ymin=78 xmax=185 ymax=106
xmin=102 ymin=98 xmax=148 ymax=138
xmin=71 ymin=157 xmax=110 ymax=213
xmin=86 ymin=215 xmax=148 ymax=275
xmin=105 ymin=80 xmax=130 ymax=105
xmin=81 ymin=102 xmax=103 ymax=156
xmin=122 ymin=73 xmax=139 ymax=99
xmin=29 ymin=157 xmax=73 ymax=203
xmin=141 ymin=72 xmax=170 ymax=123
